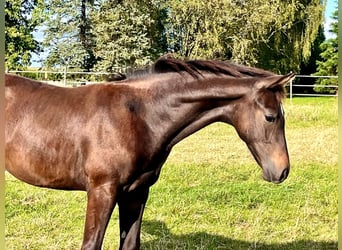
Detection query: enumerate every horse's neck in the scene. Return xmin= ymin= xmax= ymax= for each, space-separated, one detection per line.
xmin=146 ymin=74 xmax=252 ymax=150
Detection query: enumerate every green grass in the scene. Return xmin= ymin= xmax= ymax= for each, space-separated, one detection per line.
xmin=5 ymin=97 xmax=338 ymax=249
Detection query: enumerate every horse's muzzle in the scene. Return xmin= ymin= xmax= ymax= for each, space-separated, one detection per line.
xmin=263 ymin=166 xmax=289 ymax=184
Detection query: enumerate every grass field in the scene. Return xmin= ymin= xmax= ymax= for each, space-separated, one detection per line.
xmin=5 ymin=97 xmax=338 ymax=250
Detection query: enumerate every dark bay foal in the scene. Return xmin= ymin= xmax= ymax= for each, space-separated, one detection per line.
xmin=5 ymin=58 xmax=295 ymax=249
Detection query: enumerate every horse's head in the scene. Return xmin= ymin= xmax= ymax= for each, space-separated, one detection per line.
xmin=232 ymin=73 xmax=295 ymax=184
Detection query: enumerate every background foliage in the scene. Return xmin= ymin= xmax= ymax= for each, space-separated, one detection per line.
xmin=313 ymin=7 xmax=338 ymax=93
xmin=5 ymin=0 xmax=45 ymax=70
xmin=5 ymin=0 xmax=331 ymax=75
xmin=90 ymin=1 xmax=166 ymax=72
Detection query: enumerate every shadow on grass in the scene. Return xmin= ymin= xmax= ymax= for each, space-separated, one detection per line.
xmin=142 ymin=220 xmax=337 ymax=250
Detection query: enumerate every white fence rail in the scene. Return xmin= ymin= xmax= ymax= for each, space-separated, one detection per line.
xmin=7 ymin=70 xmax=338 ymax=98
xmin=289 ymin=75 xmax=338 ymax=99
xmin=6 ymin=69 xmax=125 ymax=87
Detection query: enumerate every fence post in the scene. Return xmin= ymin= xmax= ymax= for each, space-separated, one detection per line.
xmin=289 ymin=79 xmax=293 ymax=101
xmin=63 ymin=65 xmax=67 ymax=86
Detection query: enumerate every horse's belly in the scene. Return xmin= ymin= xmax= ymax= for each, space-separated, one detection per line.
xmin=5 ymin=140 xmax=87 ymax=190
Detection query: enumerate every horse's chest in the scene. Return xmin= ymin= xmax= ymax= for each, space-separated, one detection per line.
xmin=122 ymin=150 xmax=169 ymax=192
xmin=123 ymin=169 xmax=160 ymax=192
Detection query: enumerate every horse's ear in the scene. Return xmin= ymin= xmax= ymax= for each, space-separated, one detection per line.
xmin=256 ymin=73 xmax=296 ymax=90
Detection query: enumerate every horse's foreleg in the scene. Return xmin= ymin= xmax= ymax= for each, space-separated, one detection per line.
xmin=81 ymin=183 xmax=118 ymax=250
xmin=118 ymin=188 xmax=149 ymax=250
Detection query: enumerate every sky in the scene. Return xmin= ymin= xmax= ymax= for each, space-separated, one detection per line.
xmin=324 ymin=0 xmax=337 ymax=39
xmin=30 ymin=0 xmax=338 ymax=67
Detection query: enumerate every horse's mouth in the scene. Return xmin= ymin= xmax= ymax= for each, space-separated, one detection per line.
xmin=262 ymin=172 xmax=281 ymax=184
xmin=262 ymin=167 xmax=289 ymax=184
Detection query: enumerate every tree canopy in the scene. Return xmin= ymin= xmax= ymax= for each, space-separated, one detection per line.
xmin=163 ymin=0 xmax=325 ymax=73
xmin=90 ymin=1 xmax=165 ymax=72
xmin=5 ymin=0 xmax=45 ymax=70
xmin=42 ymin=0 xmax=94 ymax=70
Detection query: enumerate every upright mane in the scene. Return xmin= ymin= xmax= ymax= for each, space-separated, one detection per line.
xmin=152 ymin=57 xmax=275 ymax=78
xmin=151 ymin=57 xmax=287 ymax=101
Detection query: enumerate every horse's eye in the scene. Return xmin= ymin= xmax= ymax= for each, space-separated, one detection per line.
xmin=265 ymin=115 xmax=276 ymax=123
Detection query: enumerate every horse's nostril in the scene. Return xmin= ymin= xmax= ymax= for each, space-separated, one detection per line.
xmin=279 ymin=168 xmax=289 ymax=182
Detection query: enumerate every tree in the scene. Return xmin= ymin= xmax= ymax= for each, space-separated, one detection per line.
xmin=296 ymin=25 xmax=325 ymax=94
xmin=313 ymin=6 xmax=338 ymax=94
xmin=255 ymin=0 xmax=325 ymax=73
xmin=164 ymin=1 xmax=227 ymax=59
xmin=42 ymin=0 xmax=95 ymax=70
xmin=5 ymin=0 xmax=45 ymax=70
xmin=90 ymin=0 xmax=167 ymax=72
xmin=43 ymin=0 xmax=166 ymax=72
xmin=164 ymin=0 xmax=325 ymax=74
